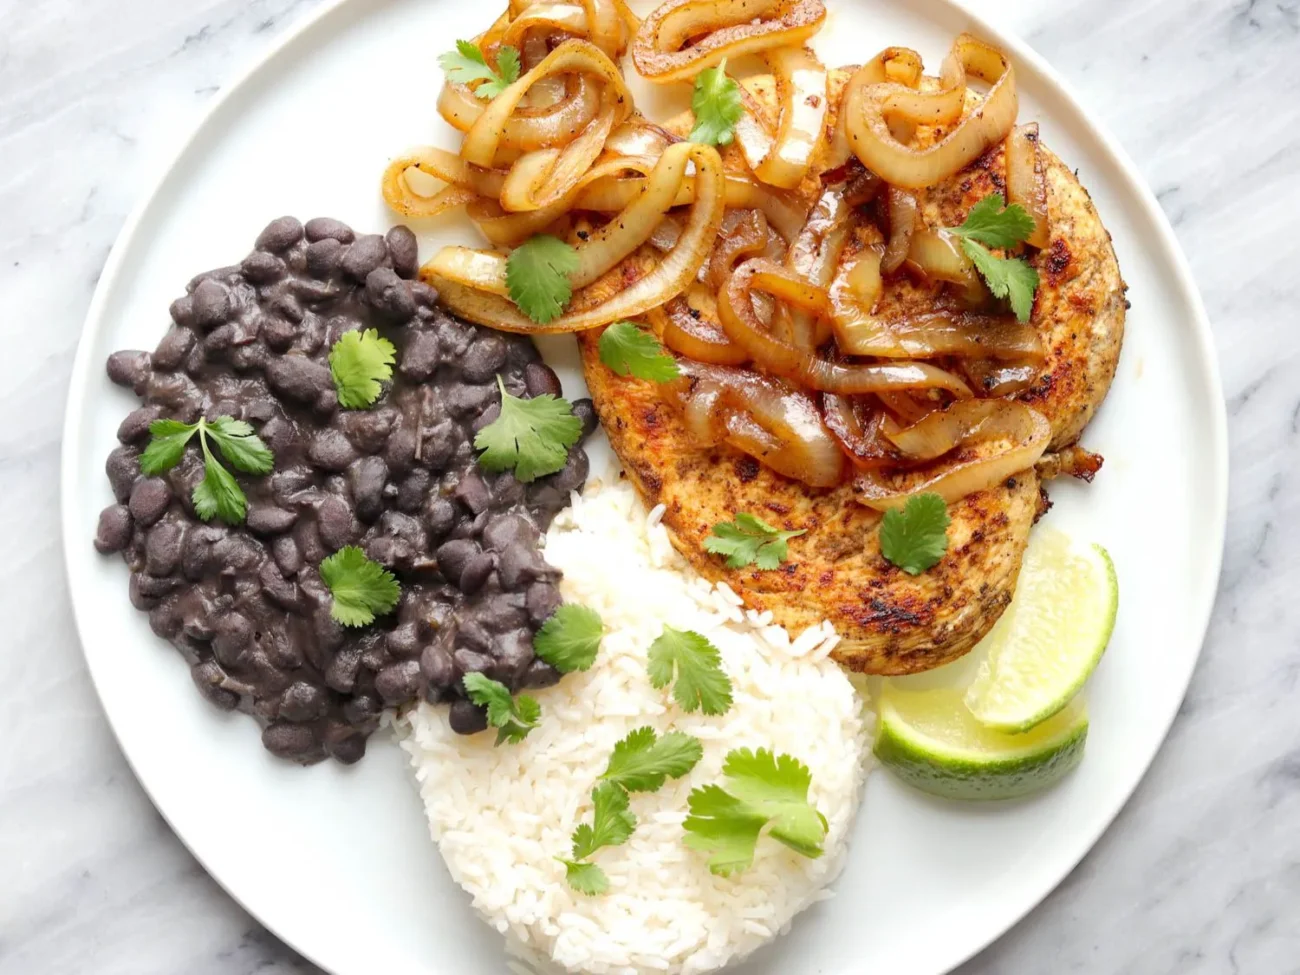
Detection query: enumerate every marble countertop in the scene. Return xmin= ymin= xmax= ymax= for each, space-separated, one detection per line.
xmin=2 ymin=0 xmax=1296 ymax=972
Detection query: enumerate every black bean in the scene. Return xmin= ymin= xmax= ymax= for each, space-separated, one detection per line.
xmin=271 ymin=291 xmax=304 ymax=324
xmin=420 ymin=644 xmax=455 ymax=689
xmin=191 ymin=662 xmax=240 ymax=711
xmin=448 ymin=699 xmax=489 ymax=735
xmin=242 ymin=251 xmax=285 ymax=284
xmin=211 ymin=534 xmax=264 ymax=573
xmin=572 ymin=398 xmax=598 ymax=440
xmin=105 ymin=446 xmax=141 ymax=502
xmin=259 ymin=561 xmax=300 ymax=611
xmin=494 ymin=629 xmax=535 ymax=683
xmin=313 ymin=388 xmax=339 ymax=419
xmin=323 ymin=728 xmax=367 ymax=765
xmin=375 ymin=660 xmax=422 ymax=705
xmin=399 ymin=330 xmax=440 ymax=381
xmin=482 ymin=513 xmax=530 ymax=552
xmin=342 ymin=694 xmax=381 ymax=727
xmin=550 ymin=451 xmax=589 ymax=494
xmin=435 ymin=539 xmax=478 ymax=583
xmin=384 ymin=226 xmax=418 ymax=278
xmin=479 ymin=591 xmax=529 ymax=631
xmin=499 ymin=542 xmax=549 ymax=589
xmin=106 ymin=350 xmax=151 ymax=390
xmin=129 ymin=478 xmax=173 ymax=528
xmin=526 ymin=581 xmax=562 ymax=624
xmin=271 ymin=536 xmax=303 ymax=576
xmin=524 ymin=361 xmax=562 ymax=398
xmin=169 ymin=296 xmax=196 ymax=329
xmin=340 ymin=235 xmax=387 ymax=281
xmin=453 ymin=647 xmax=494 ymax=678
xmin=130 ymin=573 xmax=175 ymax=609
xmin=265 ymin=355 xmax=333 ymax=403
xmin=471 ymin=402 xmax=501 ymax=434
xmin=308 ymin=428 xmax=358 ymax=472
xmin=489 ymin=472 xmax=525 ymax=508
xmin=504 ymin=335 xmax=540 ymax=368
xmin=424 ymin=496 xmax=457 ymax=541
xmin=337 ymin=407 xmax=394 ymax=455
xmin=445 ymin=383 xmax=495 ymax=418
xmin=395 ymin=469 xmax=430 ymax=513
xmin=296 ymin=519 xmax=328 ymax=566
xmin=365 ymin=267 xmax=416 ymax=321
xmin=383 ymin=423 xmax=417 ymax=474
xmin=305 ymin=217 xmax=355 ymax=244
xmin=325 ymin=648 xmax=363 ymax=693
xmin=305 ymin=238 xmax=343 ymax=278
xmin=457 ymin=620 xmax=492 ymax=653
xmin=262 ymin=722 xmax=318 ymax=761
xmin=117 ymin=405 xmax=163 ymax=445
xmin=348 ymin=456 xmax=388 ymax=522
xmin=256 ymin=216 xmax=305 ymax=253
xmin=459 ymin=552 xmax=495 ymax=595
xmin=153 ymin=328 xmax=195 ymax=371
xmin=386 ymin=622 xmax=421 ymax=658
xmin=246 ymin=504 xmax=298 ymax=535
xmin=316 ymin=495 xmax=356 ymax=550
xmin=521 ymin=658 xmax=562 ymax=690
xmin=421 ymin=421 xmax=459 ymax=472
xmin=180 ymin=524 xmax=224 ymax=580
xmin=453 ymin=470 xmax=491 ymax=515
xmin=448 ymin=510 xmax=488 ymax=540
xmin=279 ymin=681 xmax=327 ymax=722
xmin=191 ymin=279 xmax=232 ymax=329
xmin=462 ymin=335 xmax=508 ymax=384
xmin=213 ymin=612 xmax=253 ymax=668
xmin=94 ymin=505 xmax=134 ymax=554
xmin=359 ymin=630 xmax=389 ymax=671
xmin=412 ymin=281 xmax=439 ymax=307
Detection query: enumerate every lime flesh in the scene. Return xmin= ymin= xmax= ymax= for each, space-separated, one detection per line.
xmin=874 ymin=686 xmax=1088 ymax=801
xmin=963 ymin=530 xmax=1117 ymax=733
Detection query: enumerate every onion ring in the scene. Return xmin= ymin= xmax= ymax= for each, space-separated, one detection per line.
xmin=746 ymin=46 xmax=829 ymax=189
xmin=1006 ymin=122 xmax=1050 ymax=249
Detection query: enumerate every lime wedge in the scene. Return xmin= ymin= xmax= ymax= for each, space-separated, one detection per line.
xmin=874 ymin=686 xmax=1087 ymax=801
xmin=963 ymin=529 xmax=1117 ymax=734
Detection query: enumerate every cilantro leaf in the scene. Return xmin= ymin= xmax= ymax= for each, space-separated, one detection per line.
xmin=598 ymin=321 xmax=681 ymax=382
xmin=647 ymin=627 xmax=733 ymax=716
xmin=689 ymin=58 xmax=743 ymax=146
xmin=571 ymin=781 xmax=637 ymax=859
xmin=878 ymin=492 xmax=950 ymax=575
xmin=533 ymin=604 xmax=605 ymax=673
xmin=319 ymin=545 xmax=401 ymax=627
xmin=559 ymin=859 xmax=609 ymax=896
xmin=205 ymin=416 xmax=274 ymax=475
xmin=439 ymin=40 xmax=521 ymax=100
xmin=329 ymin=328 xmax=397 ymax=409
xmin=682 ymin=748 xmax=827 ymax=876
xmin=960 ymin=239 xmax=1040 ymax=323
xmin=946 ymin=193 xmax=1036 ymax=248
xmin=192 ymin=437 xmax=247 ymax=525
xmin=601 ymin=726 xmax=703 ymax=793
xmin=462 ymin=672 xmax=542 ymax=745
xmin=703 ymin=513 xmax=805 ymax=571
xmin=140 ymin=419 xmax=197 ymax=475
xmin=474 ymin=375 xmax=582 ymax=482
xmin=945 ymin=194 xmax=1040 ymax=322
xmin=506 ymin=234 xmax=579 ymax=324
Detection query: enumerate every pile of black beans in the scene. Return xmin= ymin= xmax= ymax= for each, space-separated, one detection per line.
xmin=94 ymin=216 xmax=594 ymax=764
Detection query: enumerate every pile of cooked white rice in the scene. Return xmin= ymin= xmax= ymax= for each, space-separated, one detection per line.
xmin=394 ymin=480 xmax=872 ymax=975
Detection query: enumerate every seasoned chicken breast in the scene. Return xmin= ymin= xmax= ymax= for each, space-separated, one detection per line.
xmin=576 ymin=70 xmax=1124 ymax=674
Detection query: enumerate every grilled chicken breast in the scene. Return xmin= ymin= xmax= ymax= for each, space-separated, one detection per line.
xmin=576 ymin=70 xmax=1125 ymax=673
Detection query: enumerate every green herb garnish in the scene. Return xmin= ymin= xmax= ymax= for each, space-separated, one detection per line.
xmin=559 ymin=780 xmax=637 ymax=895
xmin=533 ymin=604 xmax=605 ymax=673
xmin=318 ymin=545 xmax=401 ymax=627
xmin=703 ymin=513 xmax=805 ymax=570
xmin=462 ymin=672 xmax=542 ymax=745
xmin=474 ymin=375 xmax=582 ymax=482
xmin=647 ymin=627 xmax=733 ymax=716
xmin=329 ymin=328 xmax=396 ymax=409
xmin=598 ymin=321 xmax=681 ymax=382
xmin=139 ymin=416 xmax=273 ymax=526
xmin=689 ymin=59 xmax=743 ymax=146
xmin=506 ymin=234 xmax=579 ymax=325
xmin=945 ymin=193 xmax=1040 ymax=322
xmin=601 ymin=726 xmax=703 ymax=793
xmin=438 ymin=40 xmax=521 ymax=100
xmin=878 ymin=492 xmax=950 ymax=575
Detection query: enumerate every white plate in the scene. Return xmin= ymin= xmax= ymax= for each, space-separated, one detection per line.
xmin=60 ymin=0 xmax=1227 ymax=972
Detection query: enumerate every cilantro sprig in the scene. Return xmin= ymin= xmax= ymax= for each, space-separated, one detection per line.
xmin=945 ymin=194 xmax=1040 ymax=322
xmin=647 ymin=627 xmax=733 ymax=716
xmin=689 ymin=58 xmax=743 ymax=146
xmin=683 ymin=748 xmax=827 ymax=877
xmin=329 ymin=328 xmax=396 ymax=409
xmin=438 ymin=40 xmax=521 ymax=100
xmin=506 ymin=234 xmax=579 ymax=325
xmin=140 ymin=416 xmax=273 ymax=526
xmin=534 ymin=604 xmax=605 ymax=673
xmin=474 ymin=375 xmax=582 ymax=482
xmin=318 ymin=546 xmax=401 ymax=626
xmin=878 ymin=493 xmax=950 ymax=575
xmin=704 ymin=513 xmax=805 ymax=571
xmin=462 ymin=672 xmax=542 ymax=745
xmin=561 ymin=727 xmax=703 ymax=895
xmin=598 ymin=321 xmax=681 ymax=382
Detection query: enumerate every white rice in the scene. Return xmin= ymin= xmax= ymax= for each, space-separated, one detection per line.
xmin=394 ymin=480 xmax=873 ymax=975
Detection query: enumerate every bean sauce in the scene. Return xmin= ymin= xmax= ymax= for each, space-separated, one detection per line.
xmin=94 ymin=216 xmax=592 ymax=765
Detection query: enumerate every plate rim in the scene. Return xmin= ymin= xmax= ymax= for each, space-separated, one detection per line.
xmin=59 ymin=0 xmax=1229 ymax=972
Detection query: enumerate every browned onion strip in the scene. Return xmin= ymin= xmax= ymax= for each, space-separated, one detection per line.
xmin=659 ymin=287 xmax=749 ymax=366
xmin=421 ymin=143 xmax=726 ymax=333
xmin=707 ymin=210 xmax=771 ymax=291
xmin=778 ymin=184 xmax=851 ymax=348
xmin=605 ymin=118 xmax=676 ymax=157
xmin=856 ymin=402 xmax=1050 ymax=510
xmin=718 ymin=259 xmax=973 ymax=396
xmin=499 ymin=107 xmax=619 ymax=211
xmin=380 ymin=146 xmax=506 ymax=198
xmin=877 ymin=391 xmax=936 ymax=425
xmin=826 ymin=47 xmax=924 ymax=169
xmin=582 ymin=0 xmax=629 ymax=56
xmin=439 ymin=73 xmax=602 ymax=149
xmin=381 ymin=154 xmax=483 ymax=218
xmin=748 ymin=46 xmax=828 ymax=189
xmin=631 ymin=0 xmax=827 ymax=83
xmin=501 ymin=2 xmax=588 ymax=51
xmin=462 ymin=41 xmax=632 ymax=167
xmin=844 ymin=33 xmax=1018 ymax=190
xmin=674 ymin=360 xmax=846 ymax=487
xmin=881 ymin=188 xmax=918 ymax=274
xmin=1006 ymin=122 xmax=1050 ymax=249
xmin=886 ymin=399 xmax=1008 ymax=459
xmin=823 ymin=394 xmax=899 ymax=469
xmin=961 ymin=358 xmax=1040 ymax=397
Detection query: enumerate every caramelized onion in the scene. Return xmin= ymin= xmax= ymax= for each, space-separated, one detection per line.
xmin=632 ymin=0 xmax=827 ymax=83
xmin=718 ymin=259 xmax=973 ymax=396
xmin=439 ymin=73 xmax=603 ymax=150
xmin=659 ymin=285 xmax=748 ymax=365
xmin=844 ymin=33 xmax=1018 ymax=189
xmin=421 ymin=143 xmax=726 ymax=332
xmin=881 ymin=188 xmax=918 ymax=274
xmin=823 ymin=394 xmax=898 ymax=469
xmin=707 ymin=209 xmax=771 ymax=291
xmin=827 ymin=47 xmax=924 ymax=168
xmin=747 ymin=47 xmax=828 ymax=188
xmin=675 ymin=361 xmax=845 ymax=487
xmin=856 ymin=401 xmax=1050 ymax=509
xmin=499 ymin=107 xmax=618 ymax=211
xmin=1006 ymin=122 xmax=1050 ymax=249
xmin=961 ymin=358 xmax=1040 ymax=397
xmin=381 ymin=155 xmax=482 ymax=218
xmin=778 ymin=184 xmax=851 ymax=348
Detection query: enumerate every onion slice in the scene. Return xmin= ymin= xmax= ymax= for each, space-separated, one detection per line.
xmin=381 ymin=154 xmax=482 ymax=218
xmin=657 ymin=286 xmax=749 ymax=366
xmin=881 ymin=187 xmax=918 ymax=274
xmin=421 ymin=142 xmax=727 ymax=332
xmin=778 ymin=184 xmax=852 ymax=348
xmin=844 ymin=33 xmax=1018 ymax=189
xmin=856 ymin=401 xmax=1050 ymax=509
xmin=1006 ymin=122 xmax=1050 ymax=249
xmin=748 ymin=46 xmax=829 ymax=189
xmin=632 ymin=0 xmax=827 ymax=83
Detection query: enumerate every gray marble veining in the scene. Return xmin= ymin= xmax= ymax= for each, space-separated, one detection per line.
xmin=1 ymin=0 xmax=1297 ymax=972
